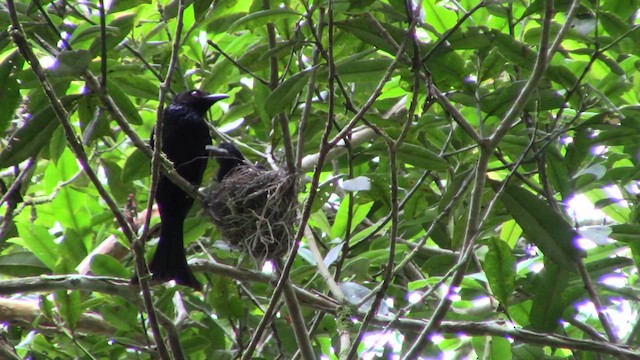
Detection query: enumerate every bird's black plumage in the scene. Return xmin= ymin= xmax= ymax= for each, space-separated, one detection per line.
xmin=146 ymin=89 xmax=228 ymax=290
xmin=209 ymin=142 xmax=248 ymax=182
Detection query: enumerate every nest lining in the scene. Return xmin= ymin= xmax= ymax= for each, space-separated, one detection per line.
xmin=207 ymin=166 xmax=296 ymax=261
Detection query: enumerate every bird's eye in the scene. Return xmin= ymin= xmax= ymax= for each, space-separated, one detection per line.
xmin=190 ymin=90 xmax=200 ymax=97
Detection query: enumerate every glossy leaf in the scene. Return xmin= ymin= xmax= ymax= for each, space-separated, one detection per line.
xmin=483 ymin=237 xmax=516 ymax=308
xmin=0 ymin=95 xmax=82 ymax=168
xmin=492 ymin=180 xmax=583 ymax=270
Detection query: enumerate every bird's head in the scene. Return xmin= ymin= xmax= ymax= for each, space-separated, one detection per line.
xmin=209 ymin=142 xmax=247 ymax=181
xmin=172 ymin=89 xmax=228 ymax=115
xmin=209 ymin=142 xmax=246 ymax=163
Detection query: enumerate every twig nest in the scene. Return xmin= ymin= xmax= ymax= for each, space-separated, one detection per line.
xmin=206 ymin=166 xmax=296 ymax=262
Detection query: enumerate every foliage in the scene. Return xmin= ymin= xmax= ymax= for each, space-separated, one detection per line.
xmin=1 ymin=0 xmax=640 ymax=358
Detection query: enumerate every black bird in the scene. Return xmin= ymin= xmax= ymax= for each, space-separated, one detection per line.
xmin=146 ymin=89 xmax=228 ymax=290
xmin=209 ymin=142 xmax=248 ymax=182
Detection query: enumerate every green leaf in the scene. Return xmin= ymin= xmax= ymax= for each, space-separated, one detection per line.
xmin=0 ymin=95 xmax=82 ymax=168
xmin=546 ymin=148 xmax=571 ymax=199
xmin=229 ymin=9 xmax=301 ymax=31
xmin=122 ymin=148 xmax=151 ymax=183
xmin=54 ymin=289 xmax=82 ymax=330
xmin=107 ymin=81 xmax=143 ymax=125
xmin=473 ymin=336 xmax=513 ymax=360
xmin=108 ymin=0 xmax=151 ymax=13
xmin=110 ymin=74 xmax=159 ymax=100
xmin=48 ymin=50 xmax=92 ymax=77
xmin=529 ymin=260 xmax=569 ymax=331
xmin=0 ymin=251 xmax=49 ymax=276
xmin=333 ymin=58 xmax=394 ymax=82
xmin=89 ymin=13 xmax=135 ymax=56
xmin=491 ymin=30 xmax=536 ymax=69
xmin=90 ymin=254 xmax=130 ymax=278
xmin=396 ymin=143 xmax=450 ymax=171
xmin=102 ymin=159 xmax=129 ymax=203
xmin=99 ymin=299 xmax=139 ymax=332
xmin=264 ymin=66 xmax=318 ymax=117
xmin=0 ymin=50 xmax=22 ymax=133
xmin=193 ymin=0 xmax=214 ymax=21
xmin=483 ymin=237 xmax=516 ymax=309
xmin=422 ymin=1 xmax=457 ymax=34
xmin=600 ymin=11 xmax=629 ymax=38
xmin=58 ymin=229 xmax=88 ymax=266
xmin=492 ymin=180 xmax=582 ymax=269
xmin=448 ymin=26 xmax=492 ymax=50
xmin=209 ymin=276 xmax=243 ymax=318
xmin=609 ymin=224 xmax=640 ymax=242
xmin=336 ymin=18 xmax=403 ymax=55
xmin=14 ymin=222 xmax=58 ymax=271
xmin=331 ymin=198 xmax=374 ymax=239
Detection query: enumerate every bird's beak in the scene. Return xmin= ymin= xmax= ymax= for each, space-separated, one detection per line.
xmin=204 ymin=94 xmax=229 ymax=105
xmin=206 ymin=145 xmax=230 ymax=157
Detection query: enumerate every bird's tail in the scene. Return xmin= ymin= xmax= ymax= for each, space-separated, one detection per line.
xmin=147 ymin=218 xmax=202 ymax=291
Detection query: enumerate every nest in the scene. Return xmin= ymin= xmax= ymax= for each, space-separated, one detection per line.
xmin=206 ymin=166 xmax=296 ymax=262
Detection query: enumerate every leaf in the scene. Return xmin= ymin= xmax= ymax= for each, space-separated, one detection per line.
xmin=89 ymin=13 xmax=135 ymax=56
xmin=324 ymin=242 xmax=343 ymax=268
xmin=14 ymin=222 xmax=57 ymax=271
xmin=530 ymin=260 xmax=571 ymax=331
xmin=90 ymin=254 xmax=130 ymax=278
xmin=209 ymin=276 xmax=243 ymax=318
xmin=331 ymin=198 xmax=374 ymax=239
xmin=336 ymin=18 xmax=403 ymax=55
xmin=107 ymin=82 xmax=143 ymax=125
xmin=0 ymin=95 xmax=82 ymax=168
xmin=99 ymin=299 xmax=139 ymax=332
xmin=108 ymin=0 xmax=151 ymax=13
xmin=0 ymin=50 xmax=22 ymax=133
xmin=609 ymin=224 xmax=640 ymax=242
xmin=162 ymin=0 xmax=195 ymax=19
xmin=110 ymin=74 xmax=159 ymax=100
xmin=339 ymin=281 xmax=391 ymax=316
xmin=490 ymin=30 xmax=536 ymax=69
xmin=0 ymin=251 xmax=49 ymax=276
xmin=483 ymin=237 xmax=516 ymax=309
xmin=101 ymin=159 xmax=128 ymax=203
xmin=193 ymin=0 xmax=215 ymax=21
xmin=333 ymin=58 xmax=395 ymax=82
xmin=47 ymin=50 xmax=92 ymax=77
xmin=229 ymin=9 xmax=301 ymax=31
xmin=422 ymin=1 xmax=457 ymax=34
xmin=54 ymin=290 xmax=81 ymax=330
xmin=122 ymin=148 xmax=151 ymax=183
xmin=474 ymin=81 xmax=564 ymax=116
xmin=264 ymin=66 xmax=318 ymax=117
xmin=491 ymin=180 xmax=583 ymax=269
xmin=50 ymin=150 xmax=90 ymax=231
xmin=340 ymin=176 xmax=371 ymax=192
xmin=58 ymin=229 xmax=88 ymax=266
xmin=396 ymin=143 xmax=450 ymax=171
xmin=448 ymin=26 xmax=492 ymax=50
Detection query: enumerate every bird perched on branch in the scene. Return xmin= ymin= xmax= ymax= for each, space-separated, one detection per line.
xmin=142 ymin=89 xmax=228 ymax=291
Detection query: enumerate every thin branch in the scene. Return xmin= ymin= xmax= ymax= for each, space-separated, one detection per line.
xmin=6 ymin=0 xmax=136 ymax=247
xmin=207 ymin=40 xmax=269 ymax=86
xmin=489 ymin=0 xmax=554 ymax=147
xmin=404 ymin=2 xmax=557 ymax=356
xmin=98 ymin=0 xmax=107 ymax=90
xmin=577 ymin=260 xmax=618 ymax=342
xmin=282 ymin=278 xmax=316 ymax=360
xmin=0 ymin=274 xmax=637 ymax=358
